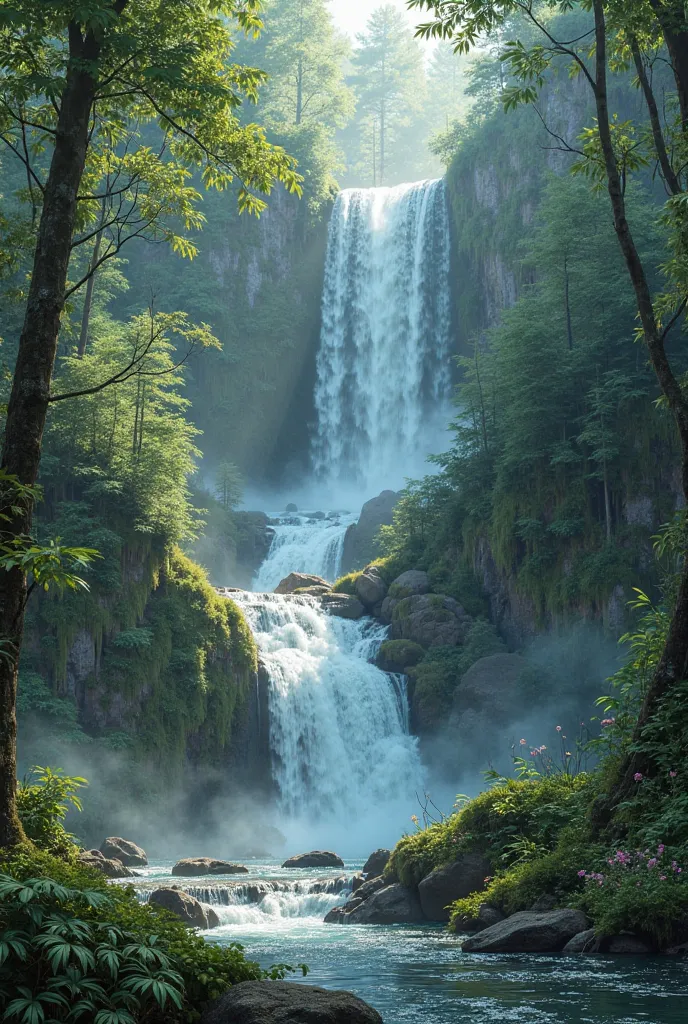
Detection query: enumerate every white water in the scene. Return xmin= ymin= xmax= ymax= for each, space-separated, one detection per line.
xmin=232 ymin=591 xmax=424 ymax=851
xmin=312 ymin=179 xmax=452 ymax=492
xmin=252 ymin=512 xmax=356 ymax=591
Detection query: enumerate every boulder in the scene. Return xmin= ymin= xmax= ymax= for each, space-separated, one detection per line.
xmin=100 ymin=836 xmax=147 ymax=867
xmin=285 ymin=503 xmax=298 ymax=513
xmin=603 ymin=934 xmax=654 ymax=954
xmin=282 ymin=851 xmax=344 ymax=869
xmin=275 ymin=573 xmax=329 ymax=595
xmin=206 ymin=906 xmax=221 ymax=929
xmin=362 ymin=849 xmax=390 ymax=877
xmin=418 ymin=854 xmax=491 ymax=922
xmin=355 ymin=875 xmax=387 ymax=902
xmin=354 ymin=566 xmax=388 ymax=609
xmin=171 ymin=858 xmax=249 ymax=877
xmin=345 ymin=884 xmax=424 ymax=925
xmin=320 ymin=593 xmax=365 ymax=619
xmin=452 ymin=654 xmax=527 ymax=719
xmin=200 ymin=980 xmax=382 ymax=1024
xmin=390 ymin=594 xmax=472 ymax=648
xmin=294 ymin=586 xmax=332 ymax=597
xmin=563 ymin=928 xmax=598 ymax=954
xmin=149 ymin=887 xmax=215 ymax=929
xmin=462 ymin=909 xmax=590 ymax=953
xmin=340 ymin=491 xmax=399 ymax=574
xmin=388 ymin=570 xmax=430 ymax=598
xmin=453 ymin=902 xmax=505 ymax=934
xmin=351 ymin=873 xmax=365 ymax=892
xmin=79 ymin=853 xmax=134 ymax=879
xmin=375 ymin=640 xmax=425 ymax=673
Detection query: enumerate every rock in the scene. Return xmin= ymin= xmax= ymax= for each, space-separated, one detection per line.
xmin=345 ymin=884 xmax=424 ymax=924
xmin=84 ymin=848 xmax=105 ymax=859
xmin=603 ymin=934 xmax=654 ymax=954
xmin=340 ymin=491 xmax=400 ymax=573
xmin=355 ymin=875 xmax=387 ymax=902
xmin=206 ymin=906 xmax=221 ymax=929
xmin=462 ymin=909 xmax=590 ymax=953
xmin=171 ymin=858 xmax=249 ymax=877
xmin=282 ymin=851 xmax=344 ymax=869
xmin=563 ymin=928 xmax=598 ymax=953
xmin=320 ymin=593 xmax=365 ymax=619
xmin=388 ymin=570 xmax=430 ymax=598
xmin=310 ymin=511 xmax=326 ymax=520
xmin=390 ymin=594 xmax=472 ymax=648
xmin=452 ymin=654 xmax=527 ymax=719
xmin=354 ymin=566 xmax=388 ymax=608
xmin=285 ymin=503 xmax=298 ymax=513
xmin=200 ymin=980 xmax=382 ymax=1024
xmin=454 ymin=903 xmax=506 ymax=934
xmin=375 ymin=640 xmax=425 ymax=673
xmin=530 ymin=894 xmax=558 ymax=912
xmin=294 ymin=585 xmax=332 ymax=597
xmin=323 ymin=905 xmax=349 ymax=924
xmin=418 ymin=854 xmax=491 ymax=922
xmin=275 ymin=572 xmax=329 ymax=595
xmin=362 ymin=849 xmax=390 ymax=877
xmin=351 ymin=873 xmax=364 ymax=892
xmin=100 ymin=836 xmax=148 ymax=867
xmin=149 ymin=887 xmax=213 ymax=929
xmin=78 ymin=854 xmax=134 ymax=879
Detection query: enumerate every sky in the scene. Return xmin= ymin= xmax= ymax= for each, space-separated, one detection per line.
xmin=330 ymin=0 xmax=421 ymax=40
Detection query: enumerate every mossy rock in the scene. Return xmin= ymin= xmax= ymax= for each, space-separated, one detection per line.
xmin=375 ymin=640 xmax=426 ymax=673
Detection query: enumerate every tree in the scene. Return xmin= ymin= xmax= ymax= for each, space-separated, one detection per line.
xmin=350 ymin=4 xmax=427 ymax=185
xmin=215 ymin=462 xmax=243 ymax=512
xmin=409 ymin=0 xmax=688 ymax=816
xmin=426 ymin=40 xmax=470 ymax=134
xmin=0 ymin=0 xmax=300 ymax=849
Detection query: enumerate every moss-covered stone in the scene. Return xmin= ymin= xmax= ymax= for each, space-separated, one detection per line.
xmin=375 ymin=640 xmax=425 ymax=673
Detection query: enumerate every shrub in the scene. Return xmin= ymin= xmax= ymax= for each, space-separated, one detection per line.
xmin=16 ymin=767 xmax=86 ymax=859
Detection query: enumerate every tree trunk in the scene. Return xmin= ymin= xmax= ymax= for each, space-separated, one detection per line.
xmin=648 ymin=0 xmax=688 ymax=128
xmin=0 ymin=26 xmax=101 ymax=849
xmin=591 ymin=0 xmax=688 ymax=819
xmin=77 ymin=228 xmax=103 ymax=357
xmin=564 ymin=253 xmax=573 ymax=351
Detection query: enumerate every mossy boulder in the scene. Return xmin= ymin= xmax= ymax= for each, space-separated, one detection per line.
xmin=375 ymin=640 xmax=425 ymax=673
xmin=390 ymin=594 xmax=472 ymax=648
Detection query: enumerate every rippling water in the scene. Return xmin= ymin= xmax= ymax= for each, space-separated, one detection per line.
xmin=131 ymin=860 xmax=688 ymax=1023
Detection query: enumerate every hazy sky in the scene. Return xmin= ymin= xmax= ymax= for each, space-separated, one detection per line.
xmin=331 ymin=0 xmax=420 ymax=40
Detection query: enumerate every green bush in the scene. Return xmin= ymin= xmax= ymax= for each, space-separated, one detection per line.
xmin=16 ymin=767 xmax=87 ymax=859
xmin=376 ymin=640 xmax=425 ymax=672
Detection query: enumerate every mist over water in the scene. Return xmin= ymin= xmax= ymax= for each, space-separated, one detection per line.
xmin=312 ymin=178 xmax=453 ymax=494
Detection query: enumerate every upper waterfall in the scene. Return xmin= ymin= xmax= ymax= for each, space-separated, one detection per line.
xmin=312 ymin=178 xmax=452 ymax=492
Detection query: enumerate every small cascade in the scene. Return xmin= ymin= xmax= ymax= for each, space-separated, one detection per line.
xmin=252 ymin=512 xmax=356 ymax=591
xmin=312 ymin=178 xmax=452 ymax=491
xmin=232 ymin=591 xmax=423 ymax=835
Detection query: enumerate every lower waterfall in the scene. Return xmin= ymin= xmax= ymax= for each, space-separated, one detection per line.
xmin=252 ymin=512 xmax=355 ymax=590
xmin=232 ymin=590 xmax=424 ymax=850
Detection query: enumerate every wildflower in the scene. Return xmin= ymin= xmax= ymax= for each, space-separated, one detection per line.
xmin=601 ymin=718 xmax=616 ymax=727
xmin=540 ymin=745 xmax=547 ymax=752
xmin=565 ymin=751 xmax=572 ymax=757
xmin=634 ymin=772 xmax=643 ymax=782
xmin=410 ymin=814 xmax=418 ymax=823
xmin=670 ymin=770 xmax=678 ymax=778
xmin=647 ymin=858 xmax=657 ymax=869
xmin=636 ymin=881 xmax=641 ymax=887
xmin=577 ymin=870 xmax=587 ymax=878
xmin=672 ymin=861 xmax=678 ymax=872
xmin=658 ymin=844 xmax=665 ymax=855
xmin=660 ymin=875 xmax=667 ymax=881
xmin=530 ymin=750 xmax=538 ymax=757
xmin=520 ymin=738 xmax=527 ymax=745
xmin=556 ymin=725 xmax=562 ymax=732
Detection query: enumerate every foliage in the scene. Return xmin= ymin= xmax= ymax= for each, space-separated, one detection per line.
xmin=16 ymin=768 xmax=86 ymax=860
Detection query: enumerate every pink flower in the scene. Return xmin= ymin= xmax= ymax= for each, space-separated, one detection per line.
xmin=556 ymin=725 xmax=562 ymax=732
xmin=520 ymin=738 xmax=527 ymax=745
xmin=658 ymin=844 xmax=665 ymax=855
xmin=660 ymin=875 xmax=667 ymax=881
xmin=634 ymin=772 xmax=643 ymax=782
xmin=670 ymin=770 xmax=678 ymax=778
xmin=648 ymin=858 xmax=658 ymax=869
xmin=530 ymin=750 xmax=538 ymax=757
xmin=601 ymin=718 xmax=616 ymax=727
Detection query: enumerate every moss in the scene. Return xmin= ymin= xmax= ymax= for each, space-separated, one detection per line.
xmin=377 ymin=639 xmax=425 ymax=672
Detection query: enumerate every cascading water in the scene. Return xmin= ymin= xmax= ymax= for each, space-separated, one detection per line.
xmin=232 ymin=591 xmax=424 ymax=848
xmin=312 ymin=178 xmax=452 ymax=491
xmin=252 ymin=512 xmax=356 ymax=591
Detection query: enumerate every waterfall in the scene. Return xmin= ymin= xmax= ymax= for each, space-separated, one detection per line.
xmin=232 ymin=591 xmax=423 ymax=844
xmin=253 ymin=512 xmax=356 ymax=591
xmin=312 ymin=178 xmax=452 ymax=491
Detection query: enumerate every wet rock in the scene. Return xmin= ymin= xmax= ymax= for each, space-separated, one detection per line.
xmin=293 ymin=585 xmax=332 ymax=597
xmin=149 ymin=887 xmax=216 ymax=929
xmin=362 ymin=849 xmax=390 ymax=877
xmin=418 ymin=854 xmax=491 ymax=922
xmin=603 ymin=934 xmax=654 ymax=954
xmin=355 ymin=875 xmax=387 ymax=902
xmin=79 ymin=853 xmax=134 ymax=879
xmin=563 ymin=928 xmax=598 ymax=953
xmin=285 ymin=504 xmax=298 ymax=513
xmin=354 ymin=566 xmax=388 ymax=608
xmin=340 ymin=491 xmax=399 ymax=574
xmin=275 ymin=572 xmax=329 ymax=595
xmin=200 ymin=980 xmax=383 ymax=1024
xmin=171 ymin=858 xmax=249 ymax=877
xmin=351 ymin=873 xmax=365 ymax=892
xmin=462 ymin=909 xmax=590 ymax=953
xmin=282 ymin=851 xmax=344 ymax=869
xmin=375 ymin=640 xmax=425 ymax=673
xmin=345 ymin=884 xmax=425 ymax=925
xmin=454 ymin=903 xmax=505 ymax=934
xmin=323 ymin=905 xmax=349 ymax=924
xmin=390 ymin=594 xmax=472 ymax=648
xmin=100 ymin=836 xmax=148 ymax=867
xmin=310 ymin=511 xmax=327 ymax=520
xmin=320 ymin=593 xmax=365 ymax=619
